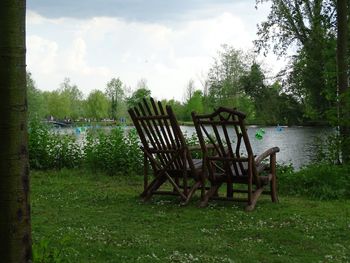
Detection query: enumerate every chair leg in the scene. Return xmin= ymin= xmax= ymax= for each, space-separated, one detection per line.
xmin=140 ymin=176 xmax=160 ymax=198
xmin=270 ymin=154 xmax=278 ymax=203
xmin=142 ymin=177 xmax=166 ymax=202
xmin=245 ymin=187 xmax=264 ymax=212
xmin=270 ymin=175 xmax=278 ymax=203
xmin=182 ymin=181 xmax=202 ymax=205
xmin=227 ymin=183 xmax=233 ymax=198
xmin=199 ymin=184 xmax=221 ymax=208
xmin=200 ymin=181 xmax=206 ymax=200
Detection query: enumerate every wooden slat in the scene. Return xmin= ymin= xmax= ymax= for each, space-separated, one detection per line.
xmin=143 ymin=98 xmax=172 ymax=168
xmin=220 ymin=113 xmax=239 ymax=187
xmin=159 ymin=102 xmax=182 ymax=170
xmin=150 ymin=99 xmax=172 ymax=150
xmin=134 ymin=106 xmax=167 ymax=168
xmin=136 ymin=114 xmax=170 ymax=120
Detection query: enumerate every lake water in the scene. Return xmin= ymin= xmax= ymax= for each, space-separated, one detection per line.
xmin=181 ymin=126 xmax=332 ymax=170
xmin=56 ymin=125 xmax=332 ymax=170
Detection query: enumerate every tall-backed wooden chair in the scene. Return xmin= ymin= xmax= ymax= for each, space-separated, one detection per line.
xmin=128 ymin=98 xmax=205 ymax=204
xmin=192 ymin=107 xmax=279 ymax=211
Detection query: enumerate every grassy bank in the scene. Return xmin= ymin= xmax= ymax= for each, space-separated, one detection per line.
xmin=31 ymin=169 xmax=350 ymax=263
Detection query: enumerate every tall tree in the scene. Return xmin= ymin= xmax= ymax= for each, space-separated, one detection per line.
xmin=85 ymin=90 xmax=109 ymax=120
xmin=44 ymin=78 xmax=83 ymax=120
xmin=255 ymin=0 xmax=337 ymax=120
xmin=337 ymin=0 xmax=350 ymax=163
xmin=0 ymin=0 xmax=32 ymax=261
xmin=207 ymin=45 xmax=254 ymax=113
xmin=105 ymin=77 xmax=124 ymax=120
xmin=127 ymin=88 xmax=151 ymax=108
xmin=127 ymin=79 xmax=151 ymax=108
xmin=183 ymin=90 xmax=204 ymax=121
xmin=59 ymin=78 xmax=83 ymax=120
xmin=27 ymin=72 xmax=47 ymax=119
xmin=184 ymin=79 xmax=195 ymax=102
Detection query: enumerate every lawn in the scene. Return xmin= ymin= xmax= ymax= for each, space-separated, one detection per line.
xmin=31 ymin=169 xmax=350 ymax=263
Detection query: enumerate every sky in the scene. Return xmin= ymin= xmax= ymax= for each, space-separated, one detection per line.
xmin=26 ymin=0 xmax=286 ymax=101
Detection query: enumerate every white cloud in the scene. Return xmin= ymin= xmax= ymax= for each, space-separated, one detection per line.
xmin=26 ymin=5 xmax=284 ymax=101
xmin=26 ymin=35 xmax=58 ymax=74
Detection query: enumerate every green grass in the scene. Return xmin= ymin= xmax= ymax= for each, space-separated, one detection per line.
xmin=31 ymin=169 xmax=350 ymax=263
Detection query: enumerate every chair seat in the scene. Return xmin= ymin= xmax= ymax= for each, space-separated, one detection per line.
xmin=212 ymin=161 xmax=270 ymax=184
xmin=192 ymin=159 xmax=203 ymax=169
xmin=165 ymin=159 xmax=203 ymax=178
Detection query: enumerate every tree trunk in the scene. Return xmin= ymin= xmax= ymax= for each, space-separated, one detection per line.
xmin=0 ymin=0 xmax=32 ymax=262
xmin=337 ymin=0 xmax=350 ymax=163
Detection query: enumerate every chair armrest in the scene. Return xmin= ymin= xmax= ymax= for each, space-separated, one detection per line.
xmin=255 ymin=147 xmax=280 ymax=166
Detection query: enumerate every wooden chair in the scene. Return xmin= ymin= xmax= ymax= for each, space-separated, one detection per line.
xmin=191 ymin=107 xmax=280 ymax=211
xmin=128 ymin=98 xmax=205 ymax=204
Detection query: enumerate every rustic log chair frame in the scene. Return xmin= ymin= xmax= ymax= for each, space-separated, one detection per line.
xmin=191 ymin=107 xmax=280 ymax=211
xmin=128 ymin=98 xmax=206 ymax=204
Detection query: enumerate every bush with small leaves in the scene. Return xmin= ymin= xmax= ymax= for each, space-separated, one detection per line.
xmin=278 ymin=163 xmax=350 ymax=200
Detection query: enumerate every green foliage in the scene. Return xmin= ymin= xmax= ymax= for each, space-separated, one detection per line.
xmin=59 ymin=78 xmax=84 ymax=120
xmin=28 ymin=119 xmax=82 ymax=170
xmin=105 ymin=77 xmax=125 ymax=120
xmin=183 ymin=90 xmax=204 ymax=121
xmin=33 ymin=238 xmax=67 ymax=263
xmin=313 ymin=132 xmax=350 ymax=165
xmin=205 ymin=45 xmax=303 ymax=125
xmin=48 ymin=134 xmax=83 ymax=170
xmin=28 ymin=119 xmax=52 ymax=169
xmin=255 ymin=0 xmax=339 ymax=122
xmin=313 ymin=134 xmax=342 ymax=165
xmin=240 ymin=64 xmax=303 ymax=125
xmin=183 ymin=131 xmax=201 ymax=159
xmin=127 ymin=87 xmax=151 ymax=108
xmin=44 ymin=78 xmax=84 ymax=120
xmin=28 ymin=120 xmax=142 ymax=174
xmin=207 ymin=45 xmax=250 ymax=110
xmin=279 ymin=164 xmax=350 ymax=200
xmin=27 ymin=72 xmax=48 ymax=119
xmin=85 ymin=90 xmax=109 ymax=120
xmin=162 ymin=99 xmax=185 ymax=120
xmin=84 ymin=127 xmax=142 ymax=175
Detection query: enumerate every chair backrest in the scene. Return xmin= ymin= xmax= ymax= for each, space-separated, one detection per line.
xmin=128 ymin=98 xmax=195 ymax=173
xmin=192 ymin=107 xmax=257 ymax=183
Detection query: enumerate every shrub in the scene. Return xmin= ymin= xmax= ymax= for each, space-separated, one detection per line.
xmin=28 ymin=120 xmax=53 ymax=169
xmin=48 ymin=134 xmax=83 ymax=169
xmin=278 ymin=164 xmax=350 ymax=200
xmin=84 ymin=127 xmax=142 ymax=175
xmin=28 ymin=120 xmax=82 ymax=169
xmin=313 ymin=134 xmax=342 ymax=164
xmin=29 ymin=121 xmax=143 ymax=175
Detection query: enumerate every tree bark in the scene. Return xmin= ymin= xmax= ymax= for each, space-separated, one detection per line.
xmin=337 ymin=0 xmax=350 ymax=163
xmin=0 ymin=0 xmax=32 ymax=262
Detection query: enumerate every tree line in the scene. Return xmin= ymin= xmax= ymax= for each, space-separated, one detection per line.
xmin=28 ymin=46 xmax=304 ymax=125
